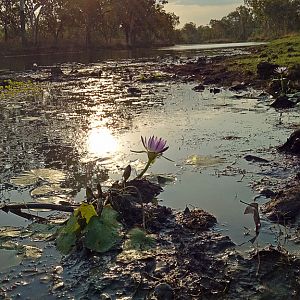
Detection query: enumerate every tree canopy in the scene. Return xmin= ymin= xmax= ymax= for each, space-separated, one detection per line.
xmin=177 ymin=0 xmax=300 ymax=44
xmin=0 ymin=0 xmax=178 ymax=48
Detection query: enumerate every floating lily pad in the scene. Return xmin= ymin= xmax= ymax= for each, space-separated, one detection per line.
xmin=147 ymin=174 xmax=176 ymax=186
xmin=117 ymin=249 xmax=155 ymax=263
xmin=0 ymin=249 xmax=22 ymax=272
xmin=10 ymin=171 xmax=40 ymax=187
xmin=22 ymin=245 xmax=43 ymax=259
xmin=31 ymin=169 xmax=66 ymax=183
xmin=35 ymin=195 xmax=70 ymax=205
xmin=30 ymin=184 xmax=72 ymax=197
xmin=27 ymin=223 xmax=59 ymax=241
xmin=0 ymin=241 xmax=42 ymax=260
xmin=0 ymin=227 xmax=23 ymax=239
xmin=10 ymin=168 xmax=67 ymax=187
xmin=21 ymin=116 xmax=41 ymax=122
xmin=185 ymin=155 xmax=225 ymax=167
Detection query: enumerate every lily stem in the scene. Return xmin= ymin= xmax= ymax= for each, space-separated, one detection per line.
xmin=136 ymin=159 xmax=152 ymax=179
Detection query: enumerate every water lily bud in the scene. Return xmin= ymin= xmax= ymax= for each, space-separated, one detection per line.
xmin=123 ymin=165 xmax=131 ymax=182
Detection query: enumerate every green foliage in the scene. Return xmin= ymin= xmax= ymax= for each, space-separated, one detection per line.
xmin=0 ymin=0 xmax=178 ymax=48
xmin=124 ymin=228 xmax=155 ymax=251
xmin=84 ymin=206 xmax=122 ymax=253
xmin=74 ymin=203 xmax=98 ymax=224
xmin=0 ymin=80 xmax=41 ymax=100
xmin=56 ymin=214 xmax=81 ymax=255
xmin=56 ymin=205 xmax=122 ymax=255
xmin=230 ymin=34 xmax=300 ymax=73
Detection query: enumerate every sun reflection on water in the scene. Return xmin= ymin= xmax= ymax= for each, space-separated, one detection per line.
xmin=87 ymin=127 xmax=118 ymax=156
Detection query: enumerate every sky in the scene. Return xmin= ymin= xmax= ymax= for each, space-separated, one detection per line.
xmin=164 ymin=0 xmax=244 ymax=27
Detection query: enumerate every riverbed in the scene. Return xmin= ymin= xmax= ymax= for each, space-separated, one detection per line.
xmin=0 ymin=42 xmax=299 ymax=298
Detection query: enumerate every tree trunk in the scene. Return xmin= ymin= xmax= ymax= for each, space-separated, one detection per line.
xmin=20 ymin=0 xmax=27 ymax=46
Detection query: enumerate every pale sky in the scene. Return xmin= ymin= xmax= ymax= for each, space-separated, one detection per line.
xmin=165 ymin=0 xmax=244 ymax=27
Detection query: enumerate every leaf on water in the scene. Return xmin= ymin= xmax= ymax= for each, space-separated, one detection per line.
xmin=75 ymin=203 xmax=98 ymax=224
xmin=84 ymin=206 xmax=122 ymax=253
xmin=10 ymin=168 xmax=66 ymax=187
xmin=31 ymin=185 xmax=72 ymax=197
xmin=10 ymin=172 xmax=40 ymax=187
xmin=0 ymin=241 xmax=42 ymax=260
xmin=31 ymin=168 xmax=66 ymax=183
xmin=0 ymin=249 xmax=22 ymax=271
xmin=124 ymin=228 xmax=156 ymax=251
xmin=35 ymin=195 xmax=70 ymax=205
xmin=0 ymin=227 xmax=23 ymax=239
xmin=147 ymin=174 xmax=176 ymax=186
xmin=244 ymin=203 xmax=261 ymax=231
xmin=185 ymin=155 xmax=225 ymax=167
xmin=21 ymin=116 xmax=41 ymax=122
xmin=27 ymin=223 xmax=59 ymax=241
xmin=56 ymin=214 xmax=81 ymax=255
xmin=22 ymin=245 xmax=43 ymax=259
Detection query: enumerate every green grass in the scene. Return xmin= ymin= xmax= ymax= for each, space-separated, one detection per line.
xmin=0 ymin=80 xmax=42 ymax=100
xmin=229 ymin=34 xmax=300 ymax=74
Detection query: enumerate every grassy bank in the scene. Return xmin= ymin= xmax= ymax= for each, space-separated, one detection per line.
xmin=230 ymin=34 xmax=300 ymax=74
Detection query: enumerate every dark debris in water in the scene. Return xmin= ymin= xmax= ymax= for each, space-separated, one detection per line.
xmin=263 ymin=184 xmax=300 ymax=223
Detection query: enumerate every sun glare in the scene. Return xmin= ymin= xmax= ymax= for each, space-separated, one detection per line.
xmin=87 ymin=127 xmax=118 ymax=156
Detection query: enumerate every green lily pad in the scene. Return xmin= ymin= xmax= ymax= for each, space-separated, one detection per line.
xmin=0 ymin=227 xmax=23 ymax=239
xmin=10 ymin=171 xmax=40 ymax=187
xmin=35 ymin=195 xmax=70 ymax=205
xmin=0 ymin=249 xmax=22 ymax=272
xmin=185 ymin=155 xmax=225 ymax=167
xmin=10 ymin=168 xmax=67 ymax=187
xmin=84 ymin=206 xmax=122 ymax=253
xmin=31 ymin=168 xmax=66 ymax=183
xmin=30 ymin=184 xmax=72 ymax=197
xmin=27 ymin=223 xmax=59 ymax=241
xmin=0 ymin=241 xmax=42 ymax=260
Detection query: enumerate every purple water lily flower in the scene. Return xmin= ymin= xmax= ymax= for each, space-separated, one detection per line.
xmin=141 ymin=136 xmax=169 ymax=154
xmin=135 ymin=136 xmax=170 ymax=178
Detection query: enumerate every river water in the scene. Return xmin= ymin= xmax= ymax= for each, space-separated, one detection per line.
xmin=0 ymin=42 xmax=299 ymax=280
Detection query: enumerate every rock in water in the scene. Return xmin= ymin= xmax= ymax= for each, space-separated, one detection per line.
xmin=51 ymin=66 xmax=64 ymax=77
xmin=270 ymin=95 xmax=296 ymax=109
xmin=257 ymin=61 xmax=278 ymax=80
xmin=244 ymin=155 xmax=269 ymax=163
xmin=154 ymin=283 xmax=174 ymax=300
xmin=278 ymin=129 xmax=300 ymax=155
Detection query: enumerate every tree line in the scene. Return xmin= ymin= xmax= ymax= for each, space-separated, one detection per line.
xmin=0 ymin=0 xmax=179 ymax=49
xmin=178 ymin=0 xmax=300 ymax=44
xmin=1 ymin=0 xmax=300 ymax=49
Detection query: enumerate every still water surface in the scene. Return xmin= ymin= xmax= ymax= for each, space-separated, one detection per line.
xmin=0 ymin=42 xmax=298 ymax=273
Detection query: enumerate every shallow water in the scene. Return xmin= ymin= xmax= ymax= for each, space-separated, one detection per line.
xmin=0 ymin=45 xmax=299 ymax=283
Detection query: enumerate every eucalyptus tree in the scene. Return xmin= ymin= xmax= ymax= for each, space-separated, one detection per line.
xmin=181 ymin=22 xmax=199 ymax=43
xmin=38 ymin=0 xmax=70 ymax=46
xmin=0 ymin=0 xmax=19 ymax=41
xmin=113 ymin=0 xmax=172 ymax=47
xmin=244 ymin=0 xmax=300 ymax=37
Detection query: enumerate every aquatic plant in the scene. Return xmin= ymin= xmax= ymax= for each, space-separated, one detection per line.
xmin=135 ymin=136 xmax=169 ymax=178
xmin=274 ymin=66 xmax=288 ymax=95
